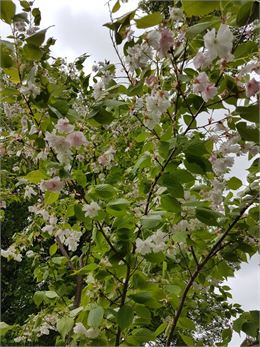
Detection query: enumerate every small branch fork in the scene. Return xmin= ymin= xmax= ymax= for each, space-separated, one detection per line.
xmin=165 ymin=198 xmax=257 ymax=346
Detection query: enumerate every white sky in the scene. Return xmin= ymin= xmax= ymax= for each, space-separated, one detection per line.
xmin=1 ymin=1 xmax=259 ymax=345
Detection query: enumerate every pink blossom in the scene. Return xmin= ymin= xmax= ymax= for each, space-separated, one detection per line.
xmin=193 ymin=51 xmax=211 ymax=70
xmin=201 ymin=84 xmax=217 ymax=102
xmin=193 ymin=72 xmax=209 ymax=93
xmin=193 ymin=72 xmax=217 ymax=102
xmin=159 ymin=28 xmax=174 ymax=57
xmin=246 ymin=78 xmax=260 ymax=97
xmin=66 ymin=131 xmax=88 ymax=148
xmin=56 ymin=118 xmax=74 ymax=133
xmin=40 ymin=176 xmax=64 ymax=192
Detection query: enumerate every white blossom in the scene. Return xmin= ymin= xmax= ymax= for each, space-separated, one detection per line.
xmin=83 ymin=201 xmax=101 ymax=218
xmin=98 ymin=147 xmax=116 ymax=168
xmin=93 ymin=80 xmax=105 ymax=99
xmin=204 ymin=24 xmax=233 ymax=62
xmin=56 ymin=229 xmax=82 ymax=251
xmin=169 ymin=7 xmax=184 ymax=21
xmin=136 ymin=230 xmax=168 ymax=255
xmin=144 ymin=90 xmax=171 ymax=129
xmin=56 ymin=117 xmax=74 ymax=133
xmin=126 ymin=43 xmax=152 ymax=71
xmin=147 ymin=30 xmax=160 ymax=50
xmin=1 ymin=245 xmax=22 ymax=262
xmin=24 ymin=186 xmax=37 ymax=199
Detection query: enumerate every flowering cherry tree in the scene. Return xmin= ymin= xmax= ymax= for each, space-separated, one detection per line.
xmin=0 ymin=0 xmax=259 ymax=346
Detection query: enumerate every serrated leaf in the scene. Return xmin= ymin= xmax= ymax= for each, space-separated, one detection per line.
xmin=161 ymin=194 xmax=181 ymax=213
xmin=0 ymin=0 xmax=16 ymax=24
xmin=117 ymin=305 xmax=134 ymax=330
xmin=135 ymin=12 xmax=163 ymax=29
xmin=196 ymin=207 xmax=221 ymax=226
xmin=57 ymin=316 xmax=74 ymax=341
xmin=155 ymin=322 xmax=167 ymax=336
xmin=227 ymin=177 xmax=242 ymax=190
xmin=127 ymin=328 xmax=156 ymax=344
xmin=236 ymin=122 xmax=259 ymax=144
xmin=23 ymin=170 xmax=48 ymax=183
xmin=178 ymin=317 xmax=195 ymax=330
xmin=45 ymin=290 xmax=59 ymax=299
xmin=94 ymin=184 xmax=116 ymax=200
xmin=112 ymin=0 xmax=120 ymax=13
xmin=107 ymin=198 xmax=130 ymax=211
xmin=33 ymin=291 xmax=45 ymax=307
xmin=44 ymin=192 xmax=59 ymax=205
xmin=88 ymin=306 xmax=104 ymax=327
xmin=183 ymin=1 xmax=220 ymax=16
xmin=187 ymin=20 xmax=217 ymax=38
xmin=26 ymin=27 xmax=50 ymax=47
xmin=49 ymin=243 xmax=58 ymax=256
xmin=141 ymin=214 xmax=162 ymax=229
xmin=236 ymin=1 xmax=259 ymax=27
xmin=236 ymin=105 xmax=259 ymax=124
xmin=0 ymin=322 xmax=13 ymax=336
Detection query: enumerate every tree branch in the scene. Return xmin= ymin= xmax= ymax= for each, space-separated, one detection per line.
xmin=166 ymin=198 xmax=256 ymax=345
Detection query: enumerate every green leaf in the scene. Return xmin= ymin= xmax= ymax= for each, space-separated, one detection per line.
xmin=94 ymin=184 xmax=116 ymax=200
xmin=72 ymin=170 xmax=87 ymax=188
xmin=155 ymin=322 xmax=167 ymax=336
xmin=117 ymin=305 xmax=134 ymax=330
xmin=135 ymin=12 xmax=163 ymax=29
xmin=33 ymin=291 xmax=45 ymax=307
xmin=24 ymin=170 xmax=48 ymax=183
xmin=178 ymin=317 xmax=195 ymax=330
xmin=196 ymin=207 xmax=221 ymax=226
xmin=107 ymin=198 xmax=130 ymax=211
xmin=26 ymin=27 xmax=50 ymax=47
xmin=112 ymin=0 xmax=120 ymax=13
xmin=0 ymin=322 xmax=13 ymax=336
xmin=45 ymin=290 xmax=59 ymax=299
xmin=0 ymin=0 xmax=16 ymax=24
xmin=90 ymin=107 xmax=114 ymax=125
xmin=172 ymin=230 xmax=187 ymax=242
xmin=49 ymin=243 xmax=58 ymax=256
xmin=32 ymin=7 xmax=41 ymax=25
xmin=236 ymin=1 xmax=259 ymax=26
xmin=159 ymin=174 xmax=184 ymax=198
xmin=236 ymin=122 xmax=259 ymax=144
xmin=185 ymin=155 xmax=212 ymax=175
xmin=129 ymin=291 xmax=153 ymax=304
xmin=0 ymin=43 xmax=13 ymax=68
xmin=234 ymin=41 xmax=258 ymax=60
xmin=141 ymin=214 xmax=162 ymax=229
xmin=127 ymin=328 xmax=156 ymax=345
xmin=23 ymin=44 xmax=43 ymax=61
xmin=57 ymin=316 xmax=74 ymax=341
xmin=161 ymin=194 xmax=181 ymax=213
xmin=183 ymin=1 xmax=220 ymax=17
xmin=236 ymin=105 xmax=259 ymax=124
xmin=187 ymin=20 xmax=218 ymax=38
xmin=88 ymin=306 xmax=104 ymax=327
xmin=44 ymin=192 xmax=59 ymax=205
xmin=134 ymin=305 xmax=151 ymax=320
xmin=227 ymin=177 xmax=242 ymax=190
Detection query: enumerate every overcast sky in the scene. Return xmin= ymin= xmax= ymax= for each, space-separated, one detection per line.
xmin=1 ymin=1 xmax=259 ymax=345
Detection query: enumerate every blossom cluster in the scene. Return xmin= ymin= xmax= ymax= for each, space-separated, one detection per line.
xmin=45 ymin=118 xmax=88 ymax=163
xmin=136 ymin=230 xmax=168 ymax=255
xmin=56 ymin=229 xmax=82 ymax=251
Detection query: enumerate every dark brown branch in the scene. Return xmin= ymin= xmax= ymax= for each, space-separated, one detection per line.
xmin=55 ymin=236 xmax=75 ymax=270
